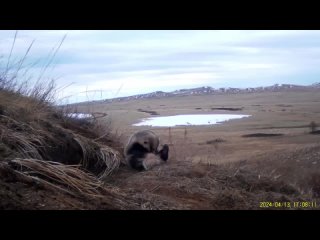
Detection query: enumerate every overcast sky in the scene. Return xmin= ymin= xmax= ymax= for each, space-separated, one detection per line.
xmin=0 ymin=30 xmax=320 ymax=104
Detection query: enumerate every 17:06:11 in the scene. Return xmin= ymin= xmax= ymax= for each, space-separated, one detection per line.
xmin=293 ymin=202 xmax=317 ymax=208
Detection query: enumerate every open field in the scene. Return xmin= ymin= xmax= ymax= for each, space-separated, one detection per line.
xmin=41 ymin=89 xmax=318 ymax=210
xmin=74 ymin=90 xmax=320 ymax=165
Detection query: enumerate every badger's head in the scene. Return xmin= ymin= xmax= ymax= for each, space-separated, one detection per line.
xmin=135 ymin=136 xmax=154 ymax=152
xmin=125 ymin=142 xmax=149 ymax=171
xmin=126 ymin=142 xmax=149 ymax=156
xmin=125 ymin=130 xmax=160 ymax=154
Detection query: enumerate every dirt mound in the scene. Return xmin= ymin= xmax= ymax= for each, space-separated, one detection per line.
xmin=0 ymin=161 xmax=140 ymax=210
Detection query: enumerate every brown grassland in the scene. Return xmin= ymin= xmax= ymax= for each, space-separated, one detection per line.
xmin=68 ymin=89 xmax=320 ymax=209
xmin=1 ymin=84 xmax=320 ymax=209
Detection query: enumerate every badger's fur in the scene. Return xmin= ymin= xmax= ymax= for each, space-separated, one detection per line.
xmin=124 ymin=130 xmax=169 ymax=171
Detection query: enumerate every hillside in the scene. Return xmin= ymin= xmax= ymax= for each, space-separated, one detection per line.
xmin=0 ymin=87 xmax=135 ymax=209
xmin=66 ymin=83 xmax=319 ymax=106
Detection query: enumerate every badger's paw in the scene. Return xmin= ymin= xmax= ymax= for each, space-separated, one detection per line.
xmin=159 ymin=144 xmax=169 ymax=161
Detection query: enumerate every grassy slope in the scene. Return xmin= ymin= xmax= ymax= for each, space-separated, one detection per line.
xmin=0 ymin=88 xmax=137 ymax=209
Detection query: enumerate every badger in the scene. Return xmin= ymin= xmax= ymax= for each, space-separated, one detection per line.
xmin=124 ymin=130 xmax=169 ymax=171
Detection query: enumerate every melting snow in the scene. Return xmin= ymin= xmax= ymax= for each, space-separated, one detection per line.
xmin=66 ymin=113 xmax=93 ymax=119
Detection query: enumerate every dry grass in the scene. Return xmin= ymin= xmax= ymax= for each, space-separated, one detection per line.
xmin=230 ymin=144 xmax=320 ymax=199
xmin=0 ymin=70 xmax=123 ymax=176
xmin=8 ymin=158 xmax=105 ymax=197
xmin=109 ymin=156 xmax=317 ymax=210
xmin=0 ymin=85 xmax=125 ymax=208
xmin=0 ymin=36 xmax=127 ymax=209
xmin=168 ymin=127 xmax=177 ymax=161
xmin=0 ymin=160 xmax=141 ymax=209
xmin=72 ymin=134 xmax=121 ymax=179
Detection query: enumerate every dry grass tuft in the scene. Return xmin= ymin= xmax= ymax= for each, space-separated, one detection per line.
xmin=0 ymin=86 xmax=123 ymax=179
xmin=8 ymin=158 xmax=106 ymax=198
xmin=72 ymin=134 xmax=121 ymax=179
xmin=0 ymin=160 xmax=141 ymax=209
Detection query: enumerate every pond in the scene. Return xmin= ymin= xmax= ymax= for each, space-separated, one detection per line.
xmin=133 ymin=114 xmax=251 ymax=127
